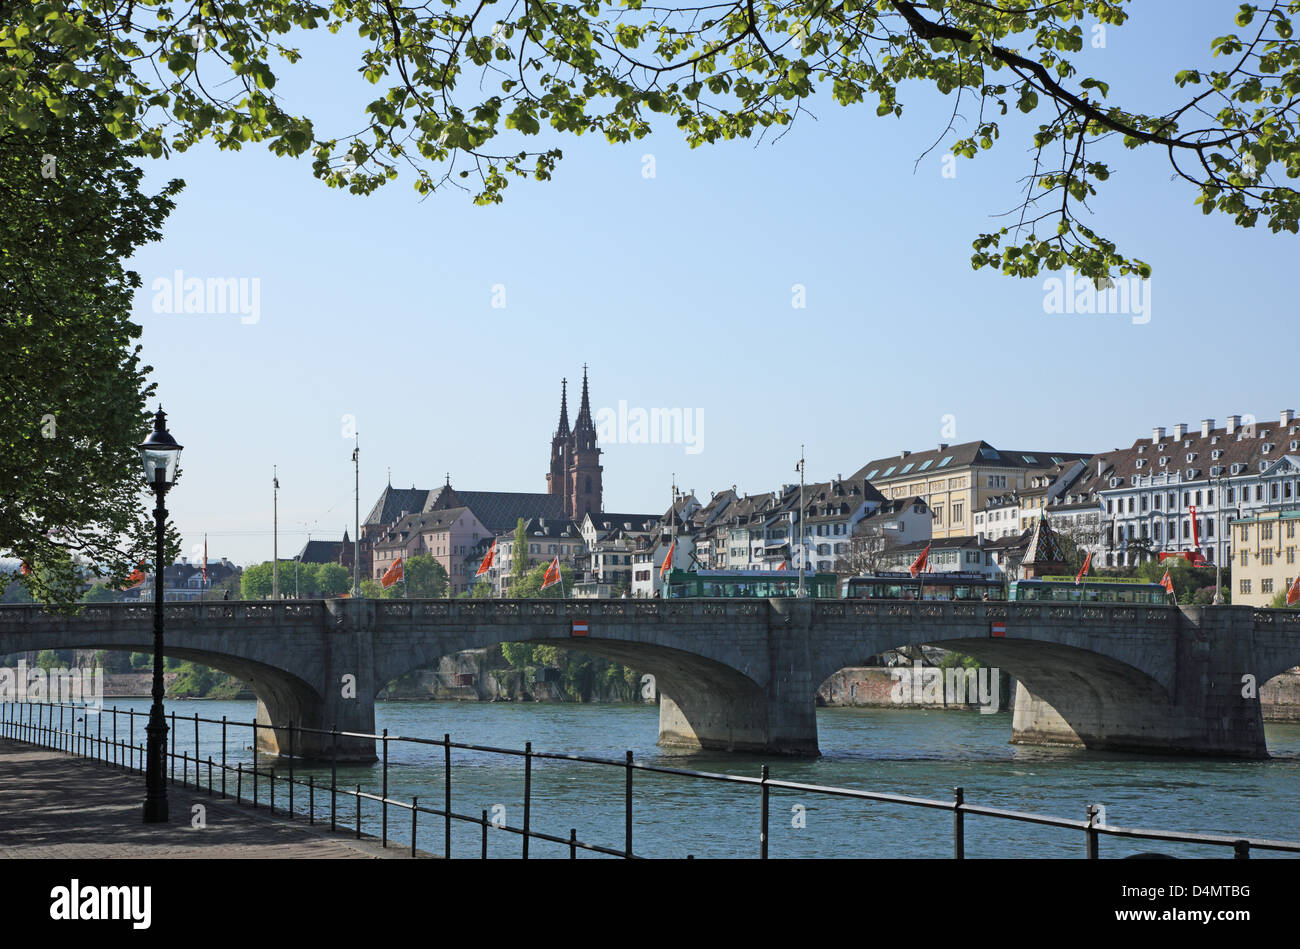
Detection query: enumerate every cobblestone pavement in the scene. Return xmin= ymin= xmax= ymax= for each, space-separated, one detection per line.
xmin=0 ymin=739 xmax=417 ymax=858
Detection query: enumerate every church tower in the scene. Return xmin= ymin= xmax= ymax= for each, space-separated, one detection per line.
xmin=545 ymin=368 xmax=603 ymax=520
xmin=569 ymin=366 xmax=603 ymax=520
xmin=547 ymin=378 xmax=572 ymax=515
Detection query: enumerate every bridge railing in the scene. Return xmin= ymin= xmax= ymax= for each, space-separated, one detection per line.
xmin=4 ymin=699 xmax=1299 ymax=860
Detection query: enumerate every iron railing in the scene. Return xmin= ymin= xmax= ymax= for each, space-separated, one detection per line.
xmin=3 ymin=700 xmax=1299 ymax=860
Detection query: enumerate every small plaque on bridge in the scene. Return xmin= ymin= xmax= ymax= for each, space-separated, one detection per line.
xmin=572 ymin=621 xmax=589 ymax=637
xmin=990 ymin=621 xmax=1007 ymax=638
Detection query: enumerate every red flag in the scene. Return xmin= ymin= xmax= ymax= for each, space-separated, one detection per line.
xmin=19 ymin=560 xmax=31 ymax=576
xmin=660 ymin=541 xmax=675 ymax=579
xmin=541 ymin=557 xmax=562 ymax=590
xmin=1160 ymin=569 xmax=1174 ymax=596
xmin=475 ymin=540 xmax=497 ymax=578
xmin=909 ymin=543 xmax=930 ymax=579
xmin=1287 ymin=574 xmax=1300 ymax=607
xmin=777 ymin=561 xmax=789 ymax=571
xmin=126 ymin=563 xmax=146 ymax=588
xmin=1075 ymin=551 xmax=1092 ymax=586
xmin=380 ymin=557 xmax=404 ymax=589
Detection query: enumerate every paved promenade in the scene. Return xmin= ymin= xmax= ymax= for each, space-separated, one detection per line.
xmin=0 ymin=739 xmax=414 ymax=858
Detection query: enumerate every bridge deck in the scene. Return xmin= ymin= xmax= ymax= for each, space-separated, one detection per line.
xmin=0 ymin=740 xmax=409 ymax=859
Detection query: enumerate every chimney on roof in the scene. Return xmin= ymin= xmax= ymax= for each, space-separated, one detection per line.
xmin=938 ymin=443 xmax=949 ymax=451
xmin=1097 ymin=459 xmax=1103 ymax=478
xmin=1201 ymin=419 xmax=1214 ymax=438
xmin=1281 ymin=409 xmax=1295 ymax=426
xmin=1173 ymin=423 xmax=1187 ymax=440
xmin=900 ymin=450 xmax=911 ymax=459
xmin=1151 ymin=427 xmax=1165 ymax=444
xmin=1226 ymin=415 xmax=1241 ymax=434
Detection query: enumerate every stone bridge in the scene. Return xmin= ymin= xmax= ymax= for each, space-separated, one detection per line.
xmin=0 ymin=599 xmax=1297 ymax=762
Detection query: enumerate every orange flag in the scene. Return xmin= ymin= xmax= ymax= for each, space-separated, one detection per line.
xmin=475 ymin=540 xmax=497 ymax=578
xmin=909 ymin=543 xmax=930 ymax=579
xmin=660 ymin=541 xmax=675 ymax=579
xmin=1160 ymin=569 xmax=1174 ymax=596
xmin=777 ymin=561 xmax=789 ymax=571
xmin=541 ymin=557 xmax=562 ymax=590
xmin=1075 ymin=551 xmax=1092 ymax=586
xmin=381 ymin=557 xmax=404 ymax=589
xmin=126 ymin=563 xmax=146 ymax=588
xmin=19 ymin=560 xmax=32 ymax=576
xmin=1287 ymin=574 xmax=1300 ymax=606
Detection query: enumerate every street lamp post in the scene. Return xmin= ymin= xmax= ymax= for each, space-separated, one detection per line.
xmin=138 ymin=407 xmax=182 ymax=824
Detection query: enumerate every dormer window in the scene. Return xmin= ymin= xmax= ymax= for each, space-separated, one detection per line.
xmin=1262 ymin=443 xmax=1274 ymax=454
xmin=1211 ymin=449 xmax=1223 ymax=460
xmin=1186 ymin=452 xmax=1197 ymax=462
xmin=1231 ymin=463 xmax=1244 ymax=475
xmin=1159 ymin=456 xmax=1169 ymax=466
xmin=1135 ymin=459 xmax=1146 ymax=468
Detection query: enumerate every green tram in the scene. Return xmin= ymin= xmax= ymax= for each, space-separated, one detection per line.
xmin=664 ymin=569 xmax=839 ymax=599
xmin=1009 ymin=575 xmax=1170 ymax=605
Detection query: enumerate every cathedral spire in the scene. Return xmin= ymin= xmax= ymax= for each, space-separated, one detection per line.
xmin=574 ymin=364 xmax=595 ymax=433
xmin=556 ymin=378 xmax=570 ymax=436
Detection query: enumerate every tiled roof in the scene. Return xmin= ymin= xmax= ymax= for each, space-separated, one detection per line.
xmin=424 ymin=485 xmax=566 ymax=532
xmin=850 ymin=441 xmax=1089 ymax=483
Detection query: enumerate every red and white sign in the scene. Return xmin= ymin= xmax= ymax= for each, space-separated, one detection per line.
xmin=571 ymin=621 xmax=589 ymax=638
xmin=990 ymin=621 xmax=1007 ymax=638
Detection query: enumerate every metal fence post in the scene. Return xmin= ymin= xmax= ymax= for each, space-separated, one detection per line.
xmin=252 ymin=719 xmax=258 ymax=808
xmin=355 ymin=785 xmax=362 ymax=839
xmin=1234 ymin=840 xmax=1250 ymax=859
xmin=625 ymin=750 xmax=634 ymax=858
xmin=411 ymin=797 xmax=418 ymax=858
xmin=481 ymin=809 xmax=488 ymax=859
xmin=331 ymin=722 xmax=338 ymax=833
xmin=309 ymin=776 xmax=315 ymax=825
xmin=236 ymin=763 xmax=243 ymax=803
xmin=570 ymin=829 xmax=577 ymax=859
xmin=288 ymin=721 xmax=295 ymax=819
xmin=170 ymin=710 xmax=175 ymax=783
xmin=221 ymin=715 xmax=227 ymax=798
xmin=444 ymin=734 xmax=451 ymax=859
xmin=522 ymin=741 xmax=532 ymax=859
xmin=1086 ymin=804 xmax=1100 ymax=859
xmin=382 ymin=728 xmax=389 ymax=847
xmin=954 ymin=787 xmax=965 ymax=860
xmin=760 ymin=765 xmax=770 ymax=860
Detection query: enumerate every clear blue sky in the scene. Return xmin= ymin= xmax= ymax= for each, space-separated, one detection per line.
xmin=124 ymin=5 xmax=1299 ymax=566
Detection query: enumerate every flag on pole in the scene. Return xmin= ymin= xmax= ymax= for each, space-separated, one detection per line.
xmin=660 ymin=541 xmax=675 ymax=579
xmin=1160 ymin=568 xmax=1175 ymax=596
xmin=777 ymin=561 xmax=789 ymax=571
xmin=126 ymin=563 xmax=146 ymax=588
xmin=909 ymin=543 xmax=931 ymax=579
xmin=380 ymin=557 xmax=404 ymax=589
xmin=1075 ymin=551 xmax=1092 ymax=586
xmin=19 ymin=560 xmax=31 ymax=576
xmin=541 ymin=557 xmax=562 ymax=590
xmin=1190 ymin=504 xmax=1200 ymax=549
xmin=475 ymin=540 xmax=497 ymax=578
xmin=1287 ymin=574 xmax=1300 ymax=607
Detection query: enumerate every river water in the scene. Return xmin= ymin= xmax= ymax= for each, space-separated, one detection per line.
xmin=78 ymin=699 xmax=1300 ymax=859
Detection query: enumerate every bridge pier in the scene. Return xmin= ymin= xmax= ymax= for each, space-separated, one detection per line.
xmin=654 ymin=598 xmax=820 ymax=755
xmin=251 ymin=599 xmax=378 ymax=763
xmin=1008 ymin=606 xmax=1270 ymax=758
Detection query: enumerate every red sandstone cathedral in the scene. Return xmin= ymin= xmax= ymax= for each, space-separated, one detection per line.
xmin=546 ymin=366 xmax=604 ymax=522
